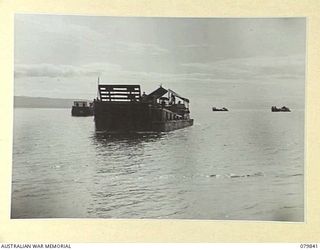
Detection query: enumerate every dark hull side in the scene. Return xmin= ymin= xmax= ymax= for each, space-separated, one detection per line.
xmin=94 ymin=102 xmax=193 ymax=132
xmin=152 ymin=119 xmax=194 ymax=132
xmin=212 ymin=108 xmax=228 ymax=111
xmin=272 ymin=110 xmax=291 ymax=112
xmin=71 ymin=106 xmax=94 ymax=116
xmin=271 ymin=106 xmax=291 ymax=112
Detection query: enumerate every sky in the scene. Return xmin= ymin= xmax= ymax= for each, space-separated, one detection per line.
xmin=14 ymin=15 xmax=306 ymax=110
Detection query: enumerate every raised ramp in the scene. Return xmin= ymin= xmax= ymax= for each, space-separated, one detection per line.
xmin=98 ymin=85 xmax=141 ymax=102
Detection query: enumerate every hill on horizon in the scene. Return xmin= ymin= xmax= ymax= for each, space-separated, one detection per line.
xmin=14 ymin=96 xmax=92 ymax=108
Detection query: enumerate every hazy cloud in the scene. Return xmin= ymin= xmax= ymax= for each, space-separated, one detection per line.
xmin=114 ymin=42 xmax=169 ymax=56
xmin=179 ymin=44 xmax=210 ymax=49
xmin=15 ymin=63 xmax=122 ymax=78
xmin=181 ymin=54 xmax=305 ymax=81
xmin=15 ymin=54 xmax=305 ymax=85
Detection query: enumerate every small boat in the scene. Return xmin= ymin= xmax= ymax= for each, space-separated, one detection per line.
xmin=271 ymin=106 xmax=291 ymax=112
xmin=93 ymin=84 xmax=193 ymax=132
xmin=212 ymin=107 xmax=228 ymax=111
xmin=71 ymin=101 xmax=94 ymax=116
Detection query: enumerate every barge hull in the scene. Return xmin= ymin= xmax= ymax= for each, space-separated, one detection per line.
xmin=94 ymin=102 xmax=193 ymax=132
xmin=152 ymin=119 xmax=194 ymax=132
xmin=71 ymin=107 xmax=93 ymax=116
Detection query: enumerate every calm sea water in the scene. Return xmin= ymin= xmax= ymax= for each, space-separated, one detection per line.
xmin=11 ymin=108 xmax=304 ymax=221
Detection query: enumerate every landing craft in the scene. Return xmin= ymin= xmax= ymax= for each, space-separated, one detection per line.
xmin=212 ymin=107 xmax=228 ymax=111
xmin=271 ymin=106 xmax=291 ymax=112
xmin=71 ymin=101 xmax=94 ymax=116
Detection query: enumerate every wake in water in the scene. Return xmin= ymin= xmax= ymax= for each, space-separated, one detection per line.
xmin=207 ymin=172 xmax=265 ymax=179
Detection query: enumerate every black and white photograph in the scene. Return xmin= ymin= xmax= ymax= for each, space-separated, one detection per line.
xmin=12 ymin=14 xmax=305 ymax=221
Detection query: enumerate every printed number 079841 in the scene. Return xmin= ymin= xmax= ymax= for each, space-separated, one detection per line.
xmin=300 ymin=244 xmax=318 ymax=248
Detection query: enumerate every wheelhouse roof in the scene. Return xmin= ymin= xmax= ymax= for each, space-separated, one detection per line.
xmin=146 ymin=86 xmax=168 ymax=100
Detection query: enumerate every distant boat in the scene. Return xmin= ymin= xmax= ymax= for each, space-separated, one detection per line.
xmin=271 ymin=106 xmax=291 ymax=112
xmin=212 ymin=107 xmax=228 ymax=111
xmin=71 ymin=101 xmax=94 ymax=116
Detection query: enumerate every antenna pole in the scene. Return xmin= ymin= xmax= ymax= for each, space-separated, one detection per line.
xmin=97 ymin=76 xmax=100 ymax=100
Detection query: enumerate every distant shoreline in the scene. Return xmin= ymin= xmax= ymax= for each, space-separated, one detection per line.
xmin=14 ymin=107 xmax=71 ymax=109
xmin=14 ymin=96 xmax=91 ymax=109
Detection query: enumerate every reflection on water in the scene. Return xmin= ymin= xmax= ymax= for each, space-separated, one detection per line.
xmin=92 ymin=131 xmax=164 ymax=146
xmin=11 ymin=109 xmax=304 ymax=221
xmin=88 ymin=131 xmax=192 ymax=218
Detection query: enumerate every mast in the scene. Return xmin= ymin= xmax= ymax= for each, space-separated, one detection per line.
xmin=97 ymin=76 xmax=100 ymax=100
